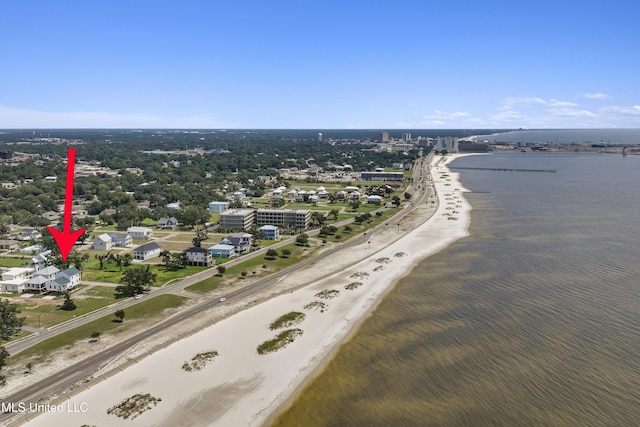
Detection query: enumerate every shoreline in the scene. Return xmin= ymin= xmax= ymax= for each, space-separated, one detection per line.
xmin=18 ymin=154 xmax=473 ymax=427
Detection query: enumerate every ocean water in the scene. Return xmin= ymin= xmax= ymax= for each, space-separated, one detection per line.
xmin=478 ymin=128 xmax=640 ymax=145
xmin=273 ymin=151 xmax=640 ymax=426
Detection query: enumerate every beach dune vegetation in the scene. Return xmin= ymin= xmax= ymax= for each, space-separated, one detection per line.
xmin=269 ymin=312 xmax=306 ymax=330
xmin=257 ymin=329 xmax=303 ymax=355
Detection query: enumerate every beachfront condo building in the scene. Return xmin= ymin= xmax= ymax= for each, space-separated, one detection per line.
xmin=219 ymin=209 xmax=255 ymax=231
xmin=255 ymin=209 xmax=311 ymax=230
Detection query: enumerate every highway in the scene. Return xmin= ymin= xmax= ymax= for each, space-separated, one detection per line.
xmin=0 ymin=151 xmax=435 ymax=425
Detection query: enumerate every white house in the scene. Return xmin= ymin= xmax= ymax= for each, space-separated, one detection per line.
xmin=46 ymin=267 xmax=81 ymax=292
xmin=259 ymin=225 xmax=280 ymax=240
xmin=92 ymin=234 xmax=113 ymax=251
xmin=185 ymin=247 xmax=214 ymax=267
xmin=208 ymin=243 xmax=237 ymax=258
xmin=133 ymin=241 xmax=162 ymax=260
xmin=29 ymin=250 xmax=51 ymax=271
xmin=0 ymin=267 xmax=34 ymax=293
xmin=25 ymin=266 xmax=60 ymax=293
xmin=127 ymin=226 xmax=153 ymax=240
xmin=220 ymin=233 xmax=252 ymax=255
xmin=367 ymin=195 xmax=383 ymax=204
xmin=209 ymin=201 xmax=229 ymax=213
xmin=17 ymin=228 xmax=42 ymax=241
xmin=157 ymin=217 xmax=178 ymax=229
xmin=109 ymin=232 xmax=132 ymax=247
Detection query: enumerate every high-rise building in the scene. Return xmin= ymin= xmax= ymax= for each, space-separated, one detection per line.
xmin=379 ymin=132 xmax=389 ymax=143
xmin=403 ymin=132 xmax=412 ymax=142
xmin=436 ymin=136 xmax=459 ymax=153
xmin=317 ymin=132 xmax=323 ymax=142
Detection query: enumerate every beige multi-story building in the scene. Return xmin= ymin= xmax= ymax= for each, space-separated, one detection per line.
xmin=219 ymin=209 xmax=255 ymax=231
xmin=255 ymin=209 xmax=311 ymax=229
xmin=436 ymin=136 xmax=459 ymax=152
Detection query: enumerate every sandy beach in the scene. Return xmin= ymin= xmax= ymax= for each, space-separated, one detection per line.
xmin=18 ymin=155 xmax=472 ymax=427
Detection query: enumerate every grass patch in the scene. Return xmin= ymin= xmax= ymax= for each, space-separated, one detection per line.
xmin=181 ymin=350 xmax=219 ymax=372
xmin=269 ymin=312 xmax=306 ymax=330
xmin=0 ymin=257 xmax=30 ymax=267
xmin=257 ymin=329 xmax=303 ymax=355
xmin=314 ymin=289 xmax=340 ymax=299
xmin=10 ymin=294 xmax=188 ymax=364
xmin=303 ymin=301 xmax=327 ymax=312
xmin=107 ymin=393 xmax=162 ymax=420
xmin=186 ymin=243 xmax=315 ymax=295
xmin=81 ymin=264 xmax=203 ymax=286
xmin=345 ymin=282 xmax=363 ymax=290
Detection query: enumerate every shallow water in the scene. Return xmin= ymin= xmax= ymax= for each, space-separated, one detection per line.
xmin=273 ymin=152 xmax=640 ymax=426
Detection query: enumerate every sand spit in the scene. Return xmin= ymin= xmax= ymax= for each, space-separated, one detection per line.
xmin=19 ymin=155 xmax=472 ymax=427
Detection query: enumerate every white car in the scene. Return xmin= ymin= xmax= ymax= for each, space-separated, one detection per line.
xmin=134 ymin=294 xmax=143 ymax=300
xmin=218 ymin=297 xmax=226 ymax=303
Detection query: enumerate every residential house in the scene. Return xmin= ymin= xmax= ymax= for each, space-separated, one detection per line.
xmin=25 ymin=266 xmax=60 ymax=293
xmin=220 ymin=233 xmax=252 ymax=255
xmin=45 ymin=267 xmax=81 ymax=293
xmin=92 ymin=234 xmax=113 ymax=251
xmin=17 ymin=228 xmax=42 ymax=241
xmin=258 ymin=225 xmax=280 ymax=240
xmin=127 ymin=226 xmax=153 ymax=240
xmin=42 ymin=211 xmax=61 ymax=222
xmin=133 ymin=241 xmax=162 ymax=260
xmin=209 ymin=201 xmax=229 ymax=213
xmin=185 ymin=247 xmax=214 ymax=266
xmin=166 ymin=202 xmax=181 ymax=210
xmin=207 ymin=243 xmax=237 ymax=258
xmin=109 ymin=232 xmax=132 ymax=247
xmin=29 ymin=250 xmax=51 ymax=271
xmin=367 ymin=195 xmax=383 ymax=204
xmin=157 ymin=217 xmax=178 ymax=229
xmin=0 ymin=239 xmax=20 ymax=251
xmin=0 ymin=267 xmax=34 ymax=293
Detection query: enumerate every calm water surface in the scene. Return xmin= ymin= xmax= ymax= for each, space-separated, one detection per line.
xmin=273 ymin=152 xmax=640 ymax=426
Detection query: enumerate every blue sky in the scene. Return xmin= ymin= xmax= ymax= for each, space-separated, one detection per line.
xmin=1 ymin=0 xmax=639 ymax=129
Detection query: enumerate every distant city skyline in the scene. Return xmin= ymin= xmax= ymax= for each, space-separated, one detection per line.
xmin=2 ymin=1 xmax=639 ymax=129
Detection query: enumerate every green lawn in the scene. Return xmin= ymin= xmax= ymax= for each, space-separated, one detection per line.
xmin=0 ymin=257 xmax=30 ymax=267
xmin=11 ymin=294 xmax=189 ymax=365
xmin=81 ymin=264 xmax=205 ymax=286
xmin=186 ymin=243 xmax=315 ymax=294
xmin=18 ymin=287 xmax=120 ymax=328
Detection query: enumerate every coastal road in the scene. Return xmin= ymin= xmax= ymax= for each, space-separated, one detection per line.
xmin=1 ymin=152 xmax=437 ymax=425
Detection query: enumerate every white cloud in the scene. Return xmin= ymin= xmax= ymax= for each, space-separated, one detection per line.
xmin=549 ymin=99 xmax=579 ymax=108
xmin=600 ymin=105 xmax=640 ymax=115
xmin=584 ymin=92 xmax=612 ymax=100
xmin=0 ymin=105 xmax=236 ymax=129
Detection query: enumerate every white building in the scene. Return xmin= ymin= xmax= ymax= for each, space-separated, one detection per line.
xmin=127 ymin=226 xmax=153 ymax=240
xmin=133 ymin=241 xmax=162 ymax=260
xmin=185 ymin=247 xmax=214 ymax=266
xmin=92 ymin=234 xmax=114 ymax=251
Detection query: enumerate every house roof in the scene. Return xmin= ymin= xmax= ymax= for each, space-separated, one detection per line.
xmin=109 ymin=232 xmax=131 ymax=240
xmin=208 ymin=244 xmax=235 ymax=251
xmin=95 ymin=234 xmax=112 ymax=243
xmin=60 ymin=267 xmax=81 ymax=276
xmin=259 ymin=225 xmax=278 ymax=230
xmin=134 ymin=241 xmax=162 ymax=252
xmin=26 ymin=276 xmax=48 ymax=285
xmin=54 ymin=277 xmax=70 ymax=286
xmin=185 ymin=247 xmax=208 ymax=253
xmin=35 ymin=266 xmax=60 ymax=276
xmin=158 ymin=217 xmax=178 ymax=223
xmin=128 ymin=226 xmax=152 ymax=233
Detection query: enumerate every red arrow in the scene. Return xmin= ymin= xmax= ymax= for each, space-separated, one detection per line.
xmin=46 ymin=148 xmax=87 ymax=261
